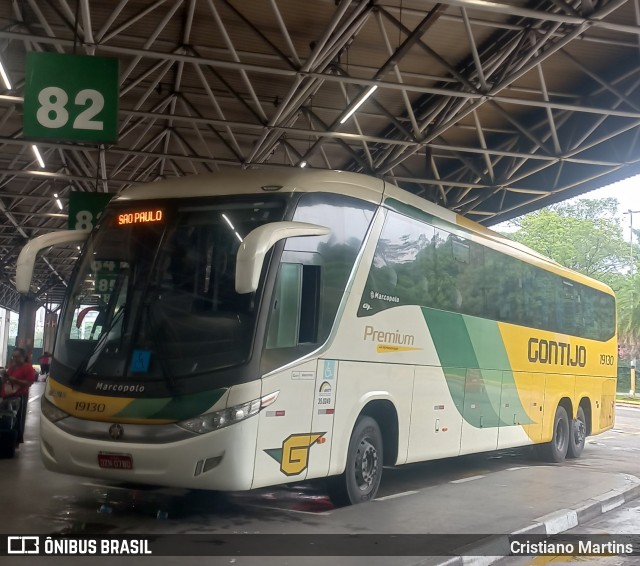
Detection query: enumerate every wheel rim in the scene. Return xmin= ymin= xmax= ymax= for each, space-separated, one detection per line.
xmin=354 ymin=437 xmax=378 ymax=492
xmin=555 ymin=418 xmax=568 ymax=453
xmin=573 ymin=418 xmax=586 ymax=446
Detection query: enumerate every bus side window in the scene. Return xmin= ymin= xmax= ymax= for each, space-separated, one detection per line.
xmin=266 ymin=262 xmax=321 ymax=349
xmin=287 ymin=192 xmax=375 ymax=342
xmin=266 ymin=263 xmax=302 ymax=349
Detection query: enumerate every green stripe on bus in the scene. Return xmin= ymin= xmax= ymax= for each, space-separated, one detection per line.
xmin=465 ymin=316 xmax=511 ymax=420
xmin=114 ymin=388 xmax=226 ymax=421
xmin=464 ymin=316 xmax=532 ymax=425
xmin=422 ymin=308 xmax=477 ymax=368
xmin=422 ymin=308 xmax=501 ymax=427
xmin=422 ymin=308 xmax=531 ymax=428
xmin=463 ymin=316 xmax=510 ymax=371
xmin=112 ymin=398 xmax=171 ymax=418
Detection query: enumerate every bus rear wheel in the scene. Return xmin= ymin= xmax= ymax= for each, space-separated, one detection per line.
xmin=538 ymin=405 xmax=569 ymax=463
xmin=567 ymin=406 xmax=587 ymax=458
xmin=328 ymin=416 xmax=383 ymax=506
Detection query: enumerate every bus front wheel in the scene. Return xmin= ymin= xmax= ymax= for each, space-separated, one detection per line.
xmin=328 ymin=416 xmax=383 ymax=506
xmin=567 ymin=406 xmax=587 ymax=458
xmin=538 ymin=405 xmax=569 ymax=463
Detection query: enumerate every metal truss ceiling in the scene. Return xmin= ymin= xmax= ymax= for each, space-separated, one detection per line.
xmin=0 ymin=0 xmax=639 ymax=309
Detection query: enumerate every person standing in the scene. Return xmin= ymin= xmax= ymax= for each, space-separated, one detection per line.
xmin=38 ymin=351 xmax=51 ymax=379
xmin=1 ymin=348 xmax=36 ymax=448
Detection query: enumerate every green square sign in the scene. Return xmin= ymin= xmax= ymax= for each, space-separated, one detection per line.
xmin=24 ymin=52 xmax=119 ymax=143
xmin=68 ymin=192 xmax=115 ymax=230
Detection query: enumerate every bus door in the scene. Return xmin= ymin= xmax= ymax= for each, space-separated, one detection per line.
xmin=252 ymin=259 xmax=320 ymax=488
xmin=459 ymin=368 xmax=501 ymax=455
xmin=305 ymin=358 xmax=338 ymax=478
xmin=407 ymin=365 xmax=464 ymax=462
xmin=253 ymin=359 xmax=318 ymax=489
xmin=497 ymin=371 xmax=544 ymax=448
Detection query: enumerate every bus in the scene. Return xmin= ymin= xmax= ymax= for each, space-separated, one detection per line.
xmin=17 ymin=168 xmax=617 ymax=505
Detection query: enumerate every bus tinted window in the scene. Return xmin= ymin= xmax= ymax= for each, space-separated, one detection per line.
xmin=285 ymin=193 xmax=375 ymax=342
xmin=56 ymin=197 xmax=287 ymax=378
xmin=360 ymin=210 xmax=615 ymax=341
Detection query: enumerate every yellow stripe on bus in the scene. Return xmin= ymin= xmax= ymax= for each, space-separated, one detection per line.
xmin=45 ymin=378 xmax=172 ymax=424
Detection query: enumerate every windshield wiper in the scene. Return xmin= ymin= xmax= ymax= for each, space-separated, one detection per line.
xmin=69 ymin=307 xmax=125 ymax=387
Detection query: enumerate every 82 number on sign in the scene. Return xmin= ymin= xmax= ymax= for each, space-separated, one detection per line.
xmin=37 ymin=87 xmax=105 ymax=131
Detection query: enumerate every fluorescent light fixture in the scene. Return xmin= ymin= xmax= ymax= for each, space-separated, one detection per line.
xmin=339 ymin=85 xmax=378 ymax=124
xmin=0 ymin=58 xmax=11 ymax=90
xmin=234 ymin=231 xmax=243 ymax=243
xmin=56 ymin=198 xmax=63 ymax=210
xmin=299 ymin=161 xmax=307 ymax=168
xmin=32 ymin=145 xmax=45 ymax=168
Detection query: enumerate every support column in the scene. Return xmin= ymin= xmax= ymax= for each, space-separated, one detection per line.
xmin=16 ymin=295 xmax=38 ymax=363
xmin=43 ymin=310 xmax=58 ymax=354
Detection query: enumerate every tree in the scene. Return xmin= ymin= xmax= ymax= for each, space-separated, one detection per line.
xmin=510 ymin=198 xmax=628 ymax=286
xmin=616 ymin=275 xmax=640 ymax=360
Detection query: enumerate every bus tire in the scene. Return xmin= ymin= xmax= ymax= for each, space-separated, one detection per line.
xmin=327 ymin=416 xmax=383 ymax=506
xmin=567 ymin=406 xmax=587 ymax=458
xmin=538 ymin=405 xmax=569 ymax=463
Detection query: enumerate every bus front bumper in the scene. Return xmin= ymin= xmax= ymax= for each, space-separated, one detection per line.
xmin=40 ymin=415 xmax=257 ymax=491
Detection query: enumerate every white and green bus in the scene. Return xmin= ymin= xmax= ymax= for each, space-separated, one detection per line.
xmin=18 ymin=168 xmax=616 ymax=505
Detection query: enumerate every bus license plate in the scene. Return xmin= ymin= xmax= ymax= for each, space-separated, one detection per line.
xmin=98 ymin=452 xmax=133 ymax=470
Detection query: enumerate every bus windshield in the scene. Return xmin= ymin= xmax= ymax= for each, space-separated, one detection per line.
xmin=56 ymin=196 xmax=287 ymax=381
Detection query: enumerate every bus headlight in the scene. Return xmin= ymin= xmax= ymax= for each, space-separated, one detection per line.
xmin=177 ymin=391 xmax=279 ymax=435
xmin=41 ymin=396 xmax=70 ymax=423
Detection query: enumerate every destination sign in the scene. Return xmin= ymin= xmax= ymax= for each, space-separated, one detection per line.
xmin=117 ymin=210 xmax=164 ymax=226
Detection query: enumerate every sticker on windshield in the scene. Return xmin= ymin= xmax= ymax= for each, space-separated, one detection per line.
xmin=130 ymin=350 xmax=151 ymax=373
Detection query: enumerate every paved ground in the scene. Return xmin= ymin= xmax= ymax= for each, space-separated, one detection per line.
xmin=494 ymin=406 xmax=640 ymax=566
xmin=2 ymin=384 xmax=639 ymax=565
xmin=495 ymin=498 xmax=640 ymax=566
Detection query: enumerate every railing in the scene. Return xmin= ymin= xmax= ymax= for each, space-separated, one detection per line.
xmin=617 ymin=364 xmax=639 ymax=399
xmin=618 ymin=365 xmax=631 ymax=393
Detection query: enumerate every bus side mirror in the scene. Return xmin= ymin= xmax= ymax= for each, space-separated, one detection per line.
xmin=235 ymin=221 xmax=330 ymax=294
xmin=16 ymin=230 xmax=90 ymax=294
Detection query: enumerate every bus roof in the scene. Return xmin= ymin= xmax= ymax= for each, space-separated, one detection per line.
xmin=114 ymin=167 xmax=384 ymax=205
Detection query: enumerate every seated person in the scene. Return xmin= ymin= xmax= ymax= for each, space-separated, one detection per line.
xmin=1 ymin=348 xmax=36 ymax=399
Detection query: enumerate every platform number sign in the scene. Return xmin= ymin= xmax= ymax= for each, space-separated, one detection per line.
xmin=68 ymin=192 xmax=114 ymax=231
xmin=24 ymin=52 xmax=119 ymax=143
xmin=92 ymin=260 xmax=128 ymax=300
